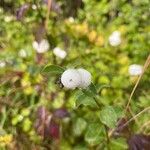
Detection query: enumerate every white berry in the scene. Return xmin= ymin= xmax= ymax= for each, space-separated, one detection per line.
xmin=32 ymin=39 xmax=49 ymax=53
xmin=77 ymin=68 xmax=92 ymax=88
xmin=53 ymin=47 xmax=67 ymax=59
xmin=61 ymin=69 xmax=81 ymax=89
xmin=109 ymin=31 xmax=121 ymax=46
xmin=128 ymin=64 xmax=143 ymax=76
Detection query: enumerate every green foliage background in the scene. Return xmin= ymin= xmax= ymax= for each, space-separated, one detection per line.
xmin=0 ymin=0 xmax=150 ymax=149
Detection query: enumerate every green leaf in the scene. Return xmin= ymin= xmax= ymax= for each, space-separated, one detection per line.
xmin=75 ymin=91 xmax=97 ymax=108
xmin=110 ymin=138 xmax=128 ymax=150
xmin=73 ymin=144 xmax=88 ymax=150
xmin=113 ymin=106 xmax=124 ymax=118
xmin=73 ymin=118 xmax=87 ymax=136
xmin=85 ymin=123 xmax=103 ymax=146
xmin=22 ymin=118 xmax=32 ymax=132
xmin=82 ymin=89 xmax=95 ymax=98
xmin=99 ymin=106 xmax=118 ymax=128
xmin=89 ymin=83 xmax=97 ymax=95
xmin=97 ymin=84 xmax=111 ymax=93
xmin=42 ymin=64 xmax=65 ymax=74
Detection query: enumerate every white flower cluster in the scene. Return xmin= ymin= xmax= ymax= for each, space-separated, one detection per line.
xmin=61 ymin=68 xmax=92 ymax=89
xmin=109 ymin=31 xmax=121 ymax=46
xmin=18 ymin=49 xmax=27 ymax=58
xmin=128 ymin=64 xmax=143 ymax=76
xmin=53 ymin=47 xmax=67 ymax=59
xmin=0 ymin=61 xmax=6 ymax=68
xmin=68 ymin=17 xmax=74 ymax=23
xmin=4 ymin=16 xmax=14 ymax=22
xmin=32 ymin=4 xmax=37 ymax=10
xmin=32 ymin=39 xmax=49 ymax=53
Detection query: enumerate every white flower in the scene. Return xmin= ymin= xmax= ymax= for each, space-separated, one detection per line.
xmin=0 ymin=61 xmax=6 ymax=68
xmin=77 ymin=68 xmax=92 ymax=88
xmin=61 ymin=69 xmax=81 ymax=89
xmin=32 ymin=4 xmax=37 ymax=10
xmin=53 ymin=47 xmax=67 ymax=59
xmin=19 ymin=49 xmax=27 ymax=58
xmin=32 ymin=39 xmax=49 ymax=53
xmin=0 ymin=8 xmax=3 ymax=13
xmin=68 ymin=17 xmax=74 ymax=23
xmin=128 ymin=64 xmax=143 ymax=76
xmin=61 ymin=68 xmax=92 ymax=89
xmin=4 ymin=16 xmax=13 ymax=22
xmin=109 ymin=31 xmax=121 ymax=46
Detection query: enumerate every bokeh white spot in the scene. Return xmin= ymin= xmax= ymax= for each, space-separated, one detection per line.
xmin=32 ymin=39 xmax=49 ymax=53
xmin=53 ymin=47 xmax=67 ymax=59
xmin=128 ymin=64 xmax=143 ymax=76
xmin=109 ymin=31 xmax=121 ymax=46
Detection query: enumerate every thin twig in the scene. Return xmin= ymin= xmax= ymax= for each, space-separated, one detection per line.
xmin=94 ymin=97 xmax=101 ymax=108
xmin=139 ymin=120 xmax=150 ymax=133
xmin=128 ymin=107 xmax=140 ymax=126
xmin=45 ymin=0 xmax=52 ymax=29
xmin=108 ymin=54 xmax=150 ymax=138
xmin=125 ymin=54 xmax=150 ymax=113
xmin=121 ymin=106 xmax=150 ymax=129
xmin=109 ymin=106 xmax=150 ymax=138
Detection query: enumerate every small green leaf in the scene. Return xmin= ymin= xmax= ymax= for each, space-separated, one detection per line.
xmin=89 ymin=83 xmax=97 ymax=95
xmin=22 ymin=118 xmax=32 ymax=132
xmin=110 ymin=138 xmax=128 ymax=150
xmin=42 ymin=64 xmax=65 ymax=74
xmin=85 ymin=123 xmax=103 ymax=146
xmin=73 ymin=118 xmax=87 ymax=136
xmin=99 ymin=106 xmax=118 ymax=128
xmin=75 ymin=91 xmax=97 ymax=108
xmin=82 ymin=89 xmax=95 ymax=98
xmin=113 ymin=106 xmax=124 ymax=118
xmin=97 ymin=84 xmax=111 ymax=93
xmin=73 ymin=145 xmax=88 ymax=150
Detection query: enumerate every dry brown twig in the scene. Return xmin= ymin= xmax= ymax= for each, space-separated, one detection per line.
xmin=108 ymin=54 xmax=150 ymax=138
xmin=139 ymin=120 xmax=150 ymax=133
xmin=125 ymin=54 xmax=150 ymax=113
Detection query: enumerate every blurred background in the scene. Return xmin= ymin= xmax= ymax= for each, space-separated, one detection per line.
xmin=0 ymin=0 xmax=150 ymax=149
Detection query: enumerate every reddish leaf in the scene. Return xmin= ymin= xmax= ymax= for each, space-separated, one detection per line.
xmin=16 ymin=4 xmax=30 ymax=20
xmin=35 ymin=106 xmax=60 ymax=139
xmin=53 ymin=108 xmax=69 ymax=119
xmin=49 ymin=121 xmax=60 ymax=139
xmin=37 ymin=106 xmax=48 ymax=121
xmin=113 ymin=118 xmax=130 ymax=138
xmin=128 ymin=134 xmax=150 ymax=150
xmin=35 ymin=106 xmax=49 ymax=137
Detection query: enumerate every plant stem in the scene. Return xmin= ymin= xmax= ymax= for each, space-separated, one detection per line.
xmin=94 ymin=97 xmax=110 ymax=150
xmin=45 ymin=0 xmax=52 ymax=29
xmin=104 ymin=125 xmax=110 ymax=150
xmin=94 ymin=97 xmax=101 ymax=108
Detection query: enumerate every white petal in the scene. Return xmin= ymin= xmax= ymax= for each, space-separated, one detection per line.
xmin=77 ymin=68 xmax=92 ymax=88
xmin=61 ymin=69 xmax=81 ymax=89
